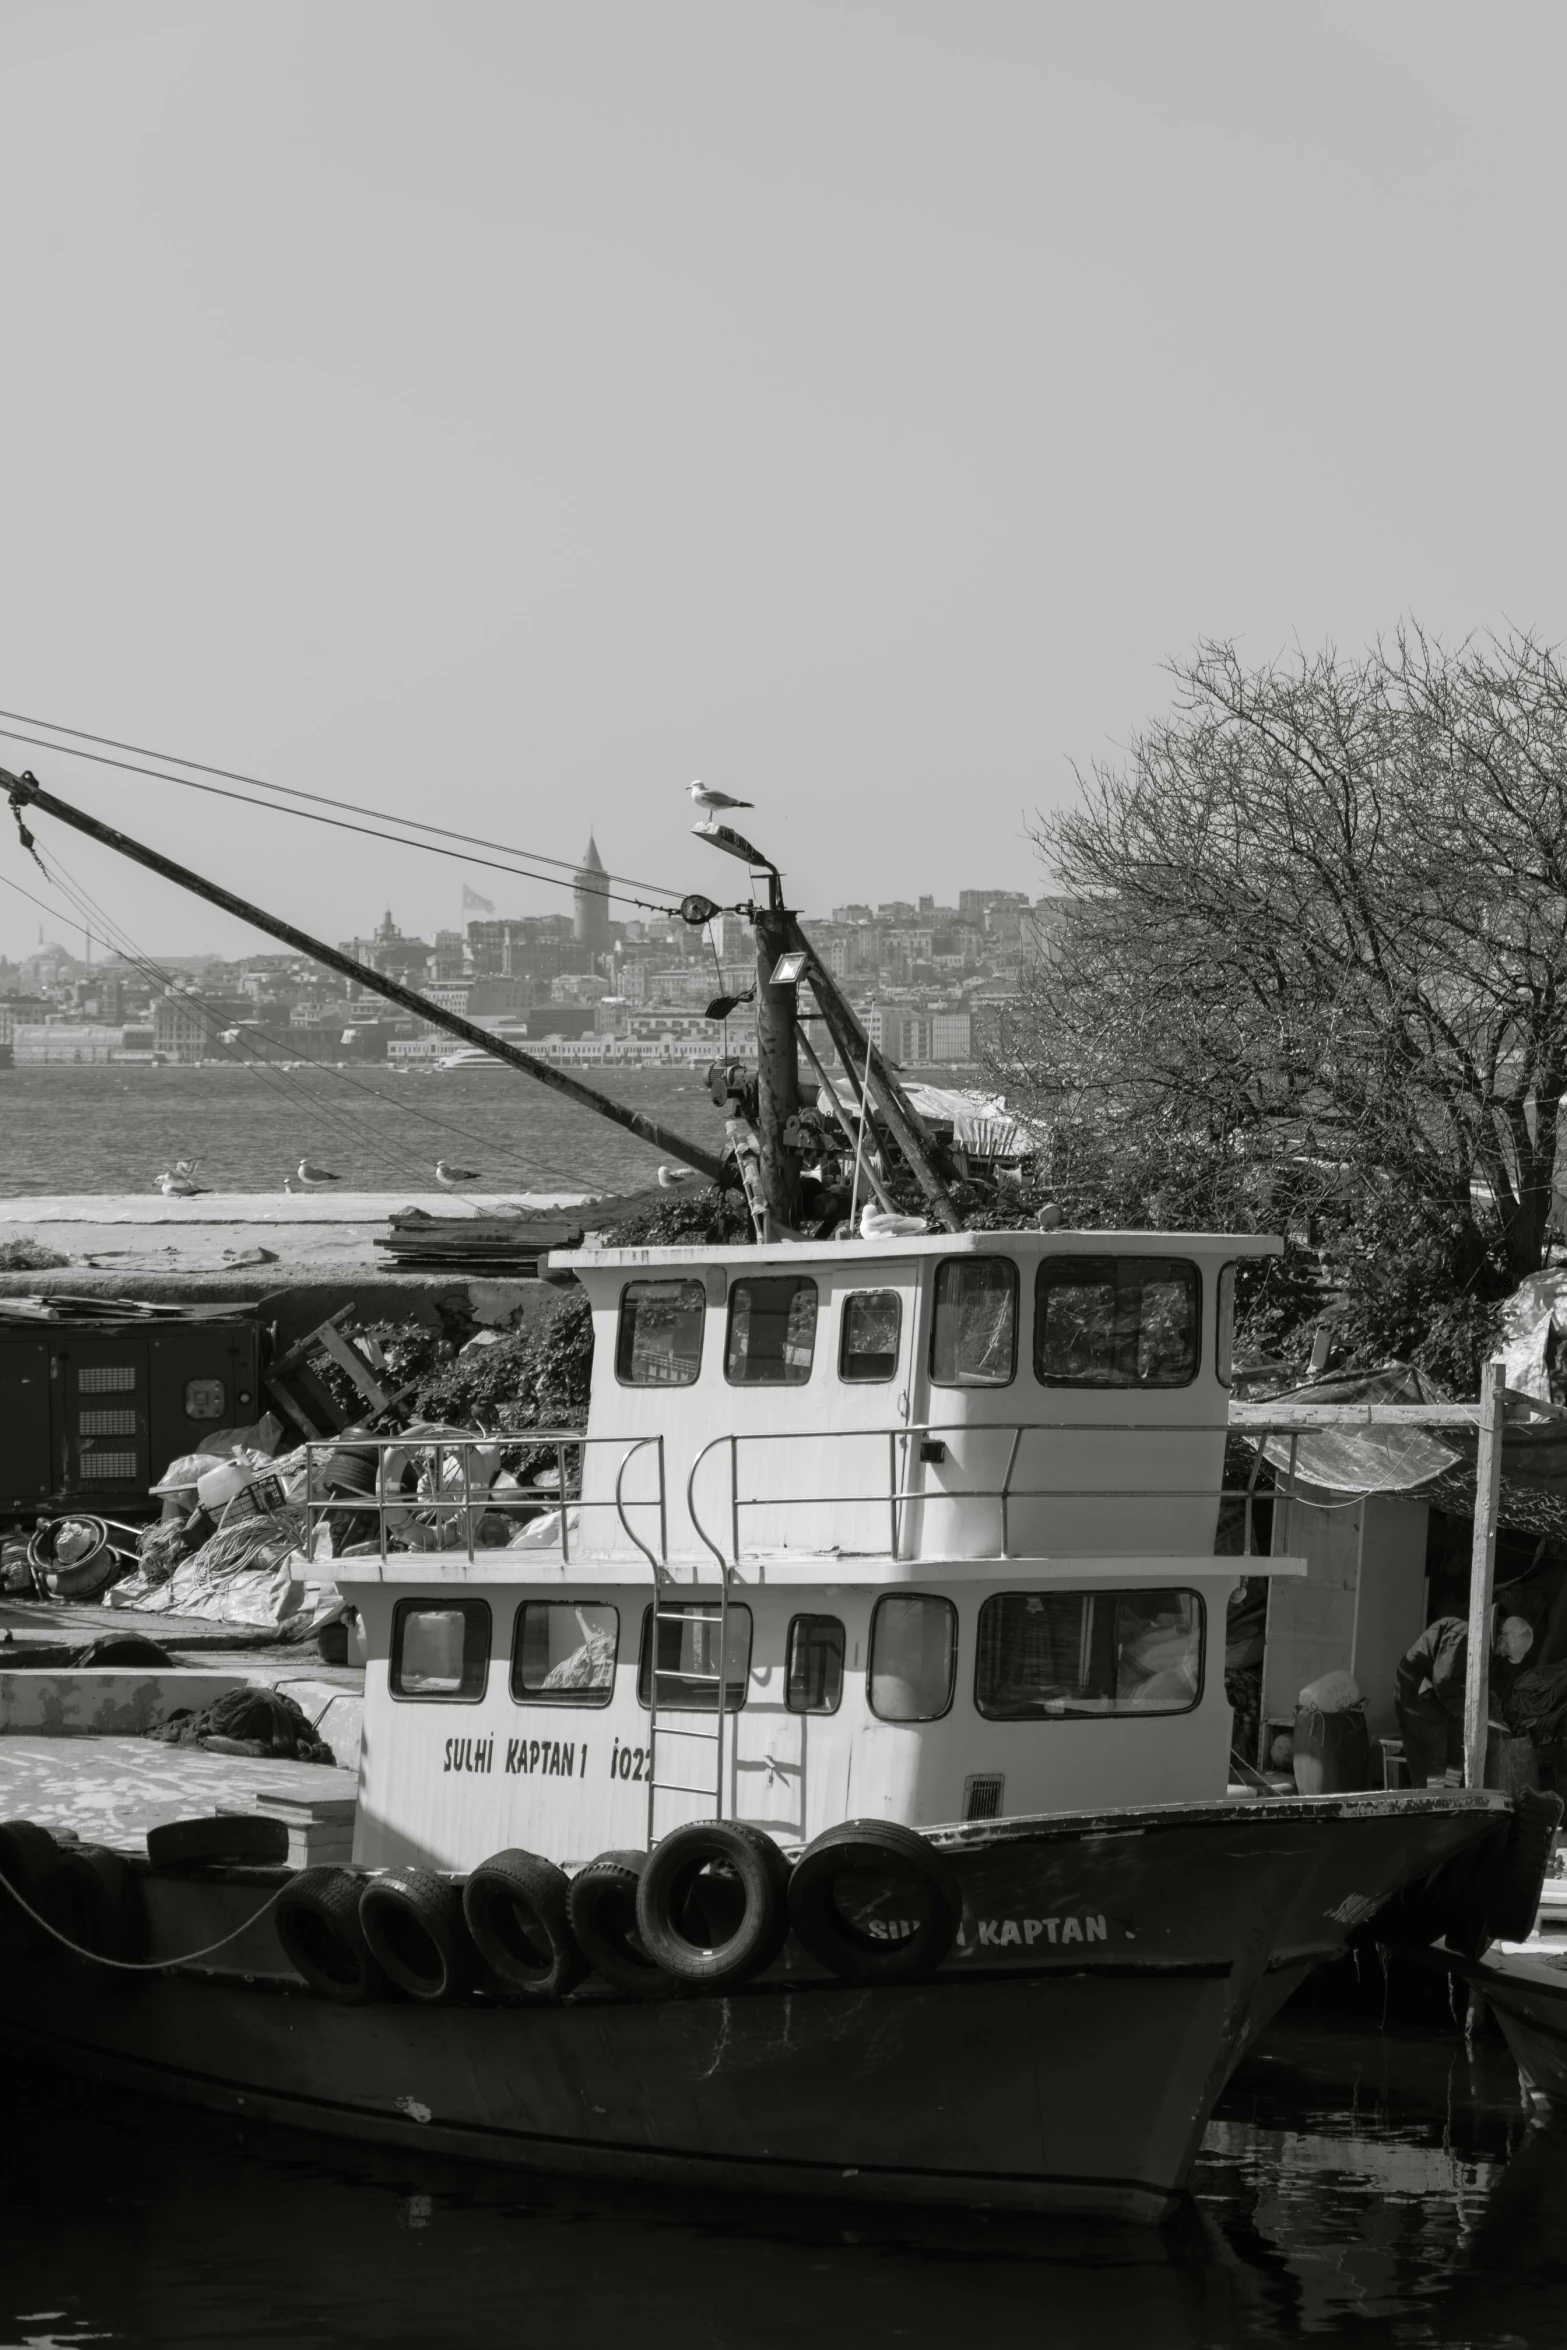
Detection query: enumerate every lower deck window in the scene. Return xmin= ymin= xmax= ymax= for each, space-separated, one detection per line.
xmin=511 ymin=1602 xmax=618 ymax=1705
xmin=975 ymin=1589 xmax=1205 ymax=1719
xmin=869 ymin=1593 xmax=957 ymax=1721
xmin=786 ymin=1614 xmax=845 ymax=1713
xmin=390 ymin=1598 xmax=491 ymax=1701
xmin=638 ymin=1602 xmax=753 ymax=1712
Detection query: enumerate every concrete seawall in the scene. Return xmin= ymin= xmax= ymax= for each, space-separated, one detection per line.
xmin=0 ymin=1189 xmax=613 ymax=1339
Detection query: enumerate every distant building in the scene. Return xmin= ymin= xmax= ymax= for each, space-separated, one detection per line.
xmin=152 ymin=992 xmax=258 ymax=1064
xmin=339 ymin=911 xmax=431 ymax=983
xmin=466 ymin=915 xmax=589 ymax=989
xmin=573 ymin=835 xmax=612 ymax=961
xmin=10 ymin=1021 xmax=127 ymax=1064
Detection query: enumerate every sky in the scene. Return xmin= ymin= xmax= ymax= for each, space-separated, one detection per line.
xmin=3 ymin=0 xmax=1566 ymax=961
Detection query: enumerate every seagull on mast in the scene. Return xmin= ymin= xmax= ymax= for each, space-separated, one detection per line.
xmin=688 ymin=779 xmax=753 ymax=813
xmin=435 ymin=1159 xmax=482 ymax=1186
xmin=295 ymin=1158 xmax=342 ymax=1187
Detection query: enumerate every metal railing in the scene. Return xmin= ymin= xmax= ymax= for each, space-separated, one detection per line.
xmin=302 ymin=1429 xmax=668 ymax=1569
xmin=684 ymin=1419 xmax=1275 ymax=1566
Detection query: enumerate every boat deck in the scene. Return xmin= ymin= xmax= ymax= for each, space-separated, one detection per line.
xmin=0 ymin=1733 xmax=356 ymax=1855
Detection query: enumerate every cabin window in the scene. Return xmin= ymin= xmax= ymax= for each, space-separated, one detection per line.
xmin=616 ymin=1279 xmax=706 ymax=1386
xmin=511 ymin=1602 xmax=618 ymax=1706
xmin=974 ymin=1589 xmax=1205 ymax=1719
xmin=725 ymin=1276 xmax=818 ymax=1386
xmin=786 ymin=1614 xmax=846 ymax=1713
xmin=1033 ymin=1257 xmax=1200 ymax=1389
xmin=868 ymin=1593 xmax=958 ymax=1721
xmin=839 ymin=1290 xmax=902 ymax=1382
xmin=929 ymin=1257 xmax=1017 ymax=1387
xmin=390 ymin=1598 xmax=491 ymax=1702
xmin=638 ymin=1602 xmax=753 ymax=1712
xmin=1216 ymin=1262 xmax=1236 ymax=1387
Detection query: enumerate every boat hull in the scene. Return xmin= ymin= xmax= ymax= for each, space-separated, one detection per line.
xmin=0 ymin=1792 xmax=1505 ymax=2218
xmin=1474 ymin=1954 xmax=1567 ymax=2108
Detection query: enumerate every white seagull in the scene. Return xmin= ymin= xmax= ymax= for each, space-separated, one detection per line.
xmin=156 ymin=1163 xmax=208 ymax=1197
xmin=435 ymin=1159 xmax=482 ymax=1186
xmin=688 ymin=779 xmax=753 ymax=813
xmin=296 ymin=1158 xmax=343 ymax=1187
xmin=657 ymin=1164 xmax=697 ymax=1189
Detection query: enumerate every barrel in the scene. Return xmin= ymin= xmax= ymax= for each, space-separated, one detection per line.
xmin=1292 ymin=1701 xmax=1371 ymax=1795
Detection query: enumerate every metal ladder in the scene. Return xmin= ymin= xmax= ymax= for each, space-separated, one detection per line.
xmin=645 ymin=1563 xmax=732 ymax=1847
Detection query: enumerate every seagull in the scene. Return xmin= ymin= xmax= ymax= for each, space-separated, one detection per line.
xmin=435 ymin=1159 xmax=482 ymax=1186
xmin=657 ymin=1164 xmax=697 ymax=1189
xmin=156 ymin=1165 xmax=208 ymax=1197
xmin=282 ymin=1174 xmax=303 ymax=1194
xmin=688 ymin=779 xmax=753 ymax=813
xmin=295 ymin=1158 xmax=342 ymax=1187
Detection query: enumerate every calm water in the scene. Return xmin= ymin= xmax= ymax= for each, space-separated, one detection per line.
xmin=0 ymin=1064 xmax=718 ymax=1199
xmin=1 ymin=2019 xmax=1563 ymax=2349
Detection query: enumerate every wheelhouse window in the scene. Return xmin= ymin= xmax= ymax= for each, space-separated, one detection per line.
xmin=638 ymin=1602 xmax=753 ymax=1712
xmin=974 ymin=1590 xmax=1205 ymax=1719
xmin=839 ymin=1290 xmax=902 ymax=1382
xmin=511 ymin=1602 xmax=618 ymax=1706
xmin=1034 ymin=1257 xmax=1200 ymax=1389
xmin=616 ymin=1279 xmax=706 ymax=1387
xmin=869 ymin=1593 xmax=957 ymax=1721
xmin=390 ymin=1599 xmax=491 ymax=1702
xmin=1216 ymin=1262 xmax=1236 ymax=1388
xmin=785 ymin=1614 xmax=846 ymax=1714
xmin=725 ymin=1276 xmax=817 ymax=1385
xmin=930 ymin=1257 xmax=1017 ymax=1387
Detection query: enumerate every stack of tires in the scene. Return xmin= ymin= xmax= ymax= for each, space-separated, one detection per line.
xmin=276 ymin=1817 xmax=964 ymax=2007
xmin=0 ymin=1820 xmax=147 ymax=1971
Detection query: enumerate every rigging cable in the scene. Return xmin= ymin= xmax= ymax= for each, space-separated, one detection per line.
xmin=0 ymin=719 xmax=686 ymax=912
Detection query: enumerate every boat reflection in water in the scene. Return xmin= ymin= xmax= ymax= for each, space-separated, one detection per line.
xmin=3 ymin=2019 xmax=1565 ymax=2348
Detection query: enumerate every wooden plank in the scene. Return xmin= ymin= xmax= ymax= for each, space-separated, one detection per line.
xmin=1464 ymin=1357 xmax=1508 ymax=1789
xmin=310 ymin=1318 xmax=391 ymax=1408
xmin=1230 ymin=1403 xmax=1485 ymax=1429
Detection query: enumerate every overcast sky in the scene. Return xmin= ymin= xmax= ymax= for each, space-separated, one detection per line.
xmin=3 ymin=0 xmax=1565 ymax=961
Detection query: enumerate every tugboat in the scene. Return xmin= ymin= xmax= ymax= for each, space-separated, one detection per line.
xmin=0 ymin=1223 xmax=1537 ymax=2218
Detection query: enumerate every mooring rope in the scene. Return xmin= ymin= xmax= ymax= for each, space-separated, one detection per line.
xmin=0 ymin=1866 xmax=287 ymax=1973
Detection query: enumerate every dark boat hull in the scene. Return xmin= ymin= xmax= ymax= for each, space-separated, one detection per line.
xmin=1474 ymin=1954 xmax=1567 ymax=2108
xmin=0 ymin=1792 xmax=1505 ymax=2219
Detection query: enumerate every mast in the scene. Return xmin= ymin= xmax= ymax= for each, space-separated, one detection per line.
xmin=752 ymin=882 xmax=802 ymax=1234
xmin=3 ymin=767 xmax=728 ymax=1185
xmin=785 ymin=914 xmax=959 ymax=1231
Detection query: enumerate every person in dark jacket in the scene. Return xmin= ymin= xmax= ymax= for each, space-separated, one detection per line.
xmin=1394 ymin=1613 xmax=1535 ymax=1784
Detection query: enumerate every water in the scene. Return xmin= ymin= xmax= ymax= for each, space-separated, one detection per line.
xmin=1 ymin=2019 xmax=1563 ymax=2348
xmin=0 ymin=1064 xmax=718 ymax=1200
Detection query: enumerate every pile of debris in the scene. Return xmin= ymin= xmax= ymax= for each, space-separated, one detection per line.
xmin=375 ymin=1207 xmax=583 ymax=1274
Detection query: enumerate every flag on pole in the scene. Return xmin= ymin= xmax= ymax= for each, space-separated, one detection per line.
xmin=462 ymin=884 xmax=496 ymax=915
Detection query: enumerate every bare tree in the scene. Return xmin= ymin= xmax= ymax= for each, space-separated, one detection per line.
xmin=1004 ymin=630 xmax=1567 ymax=1371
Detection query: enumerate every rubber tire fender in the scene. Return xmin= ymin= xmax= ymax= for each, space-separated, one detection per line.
xmin=567 ymin=1849 xmax=676 ymax=1999
xmin=1481 ymin=1788 xmax=1565 ymax=1945
xmin=277 ymin=1867 xmax=386 ymax=2005
xmin=0 ymin=1820 xmax=69 ymax=1961
xmin=635 ymin=1821 xmax=790 ymax=1989
xmin=145 ymin=1815 xmax=289 ymax=1872
xmin=50 ymin=1843 xmax=148 ymax=1972
xmin=359 ymin=1866 xmax=477 ymax=2003
xmin=463 ymin=1848 xmax=588 ymax=2001
xmin=787 ymin=1819 xmax=962 ymax=1986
